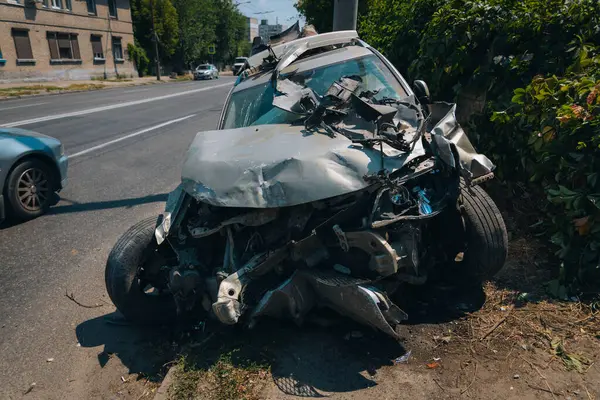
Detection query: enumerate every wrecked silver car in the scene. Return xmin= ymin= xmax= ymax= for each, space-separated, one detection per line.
xmin=105 ymin=31 xmax=508 ymax=339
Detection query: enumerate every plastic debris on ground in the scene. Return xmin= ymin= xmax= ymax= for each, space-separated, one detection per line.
xmin=393 ymin=350 xmax=412 ymax=365
xmin=426 ymin=362 xmax=441 ymax=369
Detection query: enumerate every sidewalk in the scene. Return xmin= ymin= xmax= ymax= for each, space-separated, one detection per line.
xmin=0 ymin=71 xmax=234 ymax=100
xmin=0 ymin=76 xmax=172 ymax=100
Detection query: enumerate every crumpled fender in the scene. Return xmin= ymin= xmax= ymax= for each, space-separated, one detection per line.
xmin=428 ymin=102 xmax=495 ymax=181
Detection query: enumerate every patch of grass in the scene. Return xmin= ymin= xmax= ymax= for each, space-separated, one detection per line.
xmin=91 ymin=75 xmax=133 ymax=82
xmin=0 ymin=83 xmax=105 ymax=97
xmin=170 ymin=351 xmax=269 ymax=400
xmin=65 ymin=83 xmax=105 ymax=91
xmin=7 ymin=90 xmax=37 ymax=96
xmin=173 ymin=75 xmax=193 ymax=81
xmin=0 ymin=85 xmax=48 ymax=93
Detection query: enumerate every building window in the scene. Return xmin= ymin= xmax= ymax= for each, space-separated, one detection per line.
xmin=86 ymin=0 xmax=96 ymax=14
xmin=65 ymin=0 xmax=71 ymax=10
xmin=12 ymin=29 xmax=34 ymax=61
xmin=108 ymin=0 xmax=117 ymax=18
xmin=112 ymin=37 xmax=123 ymax=60
xmin=51 ymin=0 xmax=62 ymax=9
xmin=42 ymin=0 xmax=48 ymax=7
xmin=47 ymin=32 xmax=81 ymax=61
xmin=91 ymin=35 xmax=104 ymax=60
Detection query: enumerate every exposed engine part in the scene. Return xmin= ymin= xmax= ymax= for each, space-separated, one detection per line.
xmin=188 ymin=208 xmax=279 ymax=238
xmin=213 ymin=246 xmax=289 ymax=325
xmin=169 ymin=267 xmax=203 ymax=314
xmin=289 ymin=234 xmax=329 ymax=267
xmin=389 ymin=226 xmax=421 ymax=274
xmin=332 ymin=225 xmax=399 ymax=277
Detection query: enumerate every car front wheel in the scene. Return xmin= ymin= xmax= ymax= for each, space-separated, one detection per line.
xmin=5 ymin=158 xmax=56 ymax=220
xmin=458 ymin=181 xmax=508 ymax=281
xmin=105 ymin=217 xmax=177 ymax=324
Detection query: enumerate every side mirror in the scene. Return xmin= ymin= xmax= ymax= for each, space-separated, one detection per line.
xmin=413 ymin=80 xmax=431 ymax=104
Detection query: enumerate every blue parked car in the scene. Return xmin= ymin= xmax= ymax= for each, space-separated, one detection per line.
xmin=0 ymin=128 xmax=68 ymax=223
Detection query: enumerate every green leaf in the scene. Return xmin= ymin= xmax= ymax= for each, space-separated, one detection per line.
xmin=491 ymin=111 xmax=510 ymax=123
xmin=587 ymin=173 xmax=598 ymax=188
xmin=588 ymin=194 xmax=600 ymax=209
xmin=559 ymin=185 xmax=577 ymax=196
xmin=512 ymin=93 xmax=524 ymax=104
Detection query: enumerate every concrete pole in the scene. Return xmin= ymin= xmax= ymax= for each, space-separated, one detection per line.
xmin=332 ymin=0 xmax=358 ymax=31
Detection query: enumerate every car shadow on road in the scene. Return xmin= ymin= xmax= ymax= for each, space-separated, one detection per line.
xmin=75 ymin=312 xmax=177 ymax=382
xmin=74 ymin=281 xmax=485 ymax=397
xmin=48 ymin=193 xmax=168 ymax=215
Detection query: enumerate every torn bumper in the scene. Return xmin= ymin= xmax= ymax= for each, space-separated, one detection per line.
xmin=250 ymin=270 xmax=407 ymax=339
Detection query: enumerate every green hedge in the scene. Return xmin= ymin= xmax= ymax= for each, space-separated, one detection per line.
xmin=356 ymin=0 xmax=600 ymax=283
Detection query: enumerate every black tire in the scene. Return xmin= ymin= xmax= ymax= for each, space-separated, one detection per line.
xmin=459 ymin=181 xmax=508 ymax=281
xmin=105 ymin=216 xmax=176 ymax=324
xmin=5 ymin=158 xmax=56 ymax=221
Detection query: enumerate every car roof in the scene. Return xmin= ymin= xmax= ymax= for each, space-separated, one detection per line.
xmin=246 ymin=30 xmax=359 ymax=71
xmin=232 ymin=45 xmax=373 ymax=93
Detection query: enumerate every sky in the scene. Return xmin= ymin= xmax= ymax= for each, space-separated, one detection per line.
xmin=236 ymin=0 xmax=305 ymax=28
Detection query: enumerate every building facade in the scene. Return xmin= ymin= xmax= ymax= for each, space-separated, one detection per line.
xmin=258 ymin=19 xmax=282 ymax=43
xmin=245 ymin=17 xmax=258 ymax=43
xmin=0 ymin=0 xmax=137 ymax=83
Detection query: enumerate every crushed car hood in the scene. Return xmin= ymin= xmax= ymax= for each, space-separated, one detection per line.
xmin=181 ymin=123 xmax=426 ymax=208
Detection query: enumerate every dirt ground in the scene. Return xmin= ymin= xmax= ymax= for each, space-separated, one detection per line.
xmin=83 ymin=210 xmax=599 ymax=400
xmin=162 ymin=249 xmax=600 ymax=400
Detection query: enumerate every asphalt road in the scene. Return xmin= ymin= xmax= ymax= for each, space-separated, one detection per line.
xmin=0 ymin=78 xmax=236 ymax=399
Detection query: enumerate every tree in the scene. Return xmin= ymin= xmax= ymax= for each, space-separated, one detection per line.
xmin=294 ymin=0 xmax=334 ymax=33
xmin=131 ymin=0 xmax=249 ymax=72
xmin=131 ymin=0 xmax=179 ymax=69
xmin=213 ymin=0 xmax=247 ymax=65
xmin=172 ymin=0 xmax=217 ymax=70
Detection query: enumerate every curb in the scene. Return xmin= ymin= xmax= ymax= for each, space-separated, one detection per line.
xmin=0 ymin=79 xmax=171 ymax=101
xmin=153 ymin=366 xmax=176 ymax=400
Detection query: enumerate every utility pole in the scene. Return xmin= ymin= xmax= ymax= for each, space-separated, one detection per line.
xmin=150 ymin=0 xmax=161 ymax=80
xmin=332 ymin=0 xmax=358 ymax=31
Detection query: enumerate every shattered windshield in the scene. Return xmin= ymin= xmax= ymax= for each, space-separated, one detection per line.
xmin=223 ymin=54 xmax=406 ymax=129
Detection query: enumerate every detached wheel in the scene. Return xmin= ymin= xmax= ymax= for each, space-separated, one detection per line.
xmin=458 ymin=181 xmax=508 ymax=281
xmin=5 ymin=158 xmax=56 ymax=221
xmin=105 ymin=216 xmax=177 ymax=324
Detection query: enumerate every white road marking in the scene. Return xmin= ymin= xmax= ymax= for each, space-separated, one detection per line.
xmin=0 ymin=102 xmax=49 ymax=111
xmin=122 ymin=88 xmax=150 ymax=93
xmin=1 ymin=82 xmax=231 ymax=128
xmin=68 ymin=114 xmax=196 ymax=159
